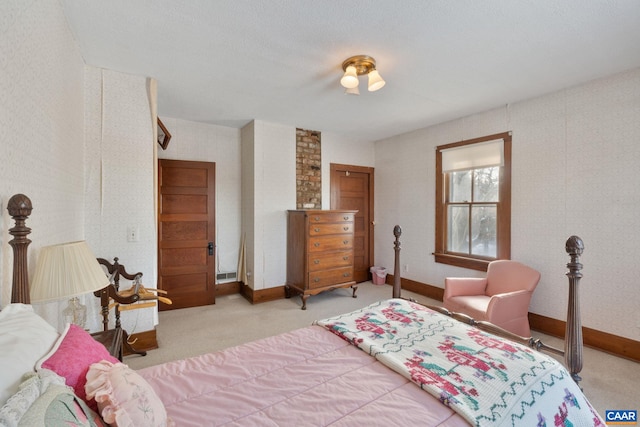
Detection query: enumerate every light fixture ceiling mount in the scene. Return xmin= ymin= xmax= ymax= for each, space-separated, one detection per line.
xmin=340 ymin=55 xmax=385 ymax=94
xmin=342 ymin=55 xmax=377 ymax=76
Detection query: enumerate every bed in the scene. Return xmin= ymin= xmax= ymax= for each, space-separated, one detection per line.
xmin=1 ymin=193 xmax=604 ymax=426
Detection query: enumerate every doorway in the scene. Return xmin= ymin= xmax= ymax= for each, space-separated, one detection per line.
xmin=157 ymin=159 xmax=216 ymax=310
xmin=330 ymin=163 xmax=374 ymax=283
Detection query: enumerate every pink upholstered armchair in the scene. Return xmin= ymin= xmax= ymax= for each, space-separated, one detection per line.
xmin=443 ymin=260 xmax=541 ymax=336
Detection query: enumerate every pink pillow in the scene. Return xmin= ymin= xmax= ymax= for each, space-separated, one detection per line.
xmin=85 ymin=360 xmax=173 ymax=427
xmin=36 ymin=323 xmax=118 ymax=411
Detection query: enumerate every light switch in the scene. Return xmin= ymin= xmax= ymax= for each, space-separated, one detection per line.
xmin=127 ymin=226 xmax=140 ymax=242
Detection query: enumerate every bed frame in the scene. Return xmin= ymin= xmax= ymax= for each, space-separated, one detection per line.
xmin=6 ymin=193 xmax=585 ymax=386
xmin=391 ymin=224 xmax=584 ymax=385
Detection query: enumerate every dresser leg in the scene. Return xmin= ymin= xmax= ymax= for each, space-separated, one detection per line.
xmin=285 ymin=285 xmax=291 ymax=298
xmin=351 ymin=285 xmax=358 ymax=298
xmin=301 ymin=294 xmax=309 ymax=310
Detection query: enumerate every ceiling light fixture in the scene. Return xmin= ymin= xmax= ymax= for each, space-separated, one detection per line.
xmin=340 ymin=55 xmax=385 ymax=94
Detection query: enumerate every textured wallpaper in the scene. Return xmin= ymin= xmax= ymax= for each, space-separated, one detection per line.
xmin=0 ymin=0 xmax=157 ymax=334
xmin=83 ymin=68 xmax=157 ymax=334
xmin=0 ymin=0 xmax=85 ymax=315
xmin=375 ymin=68 xmax=640 ymax=341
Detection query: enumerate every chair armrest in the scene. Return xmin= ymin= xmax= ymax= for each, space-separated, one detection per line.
xmin=444 ymin=277 xmax=488 ymax=299
xmin=485 ymin=290 xmax=532 ymax=324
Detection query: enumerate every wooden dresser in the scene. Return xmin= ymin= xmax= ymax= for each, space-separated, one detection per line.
xmin=286 ymin=209 xmax=358 ymax=310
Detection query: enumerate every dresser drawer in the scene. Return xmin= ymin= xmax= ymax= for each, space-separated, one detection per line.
xmin=308 ymin=267 xmax=353 ymax=289
xmin=308 ymin=222 xmax=353 ymax=236
xmin=308 ymin=251 xmax=352 ymax=272
xmin=308 ymin=212 xmax=355 ymax=224
xmin=308 ymin=235 xmax=353 ymax=252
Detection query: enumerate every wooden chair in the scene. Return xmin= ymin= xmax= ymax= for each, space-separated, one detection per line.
xmin=95 ymin=257 xmax=147 ymax=357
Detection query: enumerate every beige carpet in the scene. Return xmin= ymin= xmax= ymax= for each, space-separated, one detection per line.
xmin=126 ymin=282 xmax=638 ymax=417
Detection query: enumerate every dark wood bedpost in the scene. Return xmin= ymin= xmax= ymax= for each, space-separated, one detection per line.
xmin=565 ymin=235 xmax=584 ymax=386
xmin=393 ymin=225 xmax=402 ymax=298
xmin=7 ymin=194 xmax=33 ymax=304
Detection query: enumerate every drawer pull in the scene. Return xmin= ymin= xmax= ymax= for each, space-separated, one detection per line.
xmin=314 ymin=228 xmax=320 ymax=232
xmin=343 ymin=240 xmax=349 ymax=245
xmin=343 ymin=272 xmax=350 ymax=277
xmin=343 ymin=226 xmax=349 ymax=231
xmin=314 ymin=278 xmax=320 ymax=282
xmin=343 ymin=256 xmax=349 ymax=260
xmin=313 ymin=259 xmax=320 ymax=264
xmin=314 ymin=242 xmax=320 ymax=247
xmin=314 ymin=216 xmax=320 ymax=221
xmin=343 ymin=216 xmax=349 ymax=220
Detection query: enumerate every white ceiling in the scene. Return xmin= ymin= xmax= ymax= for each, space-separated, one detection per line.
xmin=60 ymin=0 xmax=640 ymax=142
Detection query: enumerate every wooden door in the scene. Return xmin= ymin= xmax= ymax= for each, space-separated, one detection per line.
xmin=158 ymin=159 xmax=215 ymax=310
xmin=330 ymin=164 xmax=374 ymax=283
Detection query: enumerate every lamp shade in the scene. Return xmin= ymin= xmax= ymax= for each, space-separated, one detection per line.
xmin=30 ymin=241 xmax=109 ymax=302
xmin=340 ymin=65 xmax=359 ymax=89
xmin=367 ymin=69 xmax=385 ymax=92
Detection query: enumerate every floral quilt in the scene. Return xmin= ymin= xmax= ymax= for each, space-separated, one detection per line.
xmin=315 ymin=299 xmax=604 ymax=427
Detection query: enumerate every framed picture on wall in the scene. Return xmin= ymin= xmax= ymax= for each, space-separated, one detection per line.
xmin=157 ymin=118 xmax=172 ymax=150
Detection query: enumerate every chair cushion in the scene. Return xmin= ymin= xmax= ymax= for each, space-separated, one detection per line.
xmin=444 ymin=295 xmax=490 ymax=321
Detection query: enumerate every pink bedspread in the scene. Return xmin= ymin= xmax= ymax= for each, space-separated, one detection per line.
xmin=138 ymin=325 xmax=468 ymax=426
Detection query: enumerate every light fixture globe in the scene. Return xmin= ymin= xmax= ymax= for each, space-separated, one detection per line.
xmin=367 ymin=69 xmax=385 ymax=91
xmin=340 ymin=65 xmax=359 ymax=89
xmin=344 ymin=85 xmax=360 ymax=95
xmin=340 ymin=55 xmax=385 ymax=92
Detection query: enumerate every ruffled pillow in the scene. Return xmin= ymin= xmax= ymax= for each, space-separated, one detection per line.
xmin=85 ymin=360 xmax=173 ymax=427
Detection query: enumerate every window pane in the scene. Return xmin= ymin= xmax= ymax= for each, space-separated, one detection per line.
xmin=471 ymin=205 xmax=496 ymax=257
xmin=449 ymin=170 xmax=471 ymax=202
xmin=447 ymin=205 xmax=469 ymax=254
xmin=473 ymin=166 xmax=499 ymax=202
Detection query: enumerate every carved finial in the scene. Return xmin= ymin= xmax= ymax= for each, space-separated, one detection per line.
xmin=565 ymin=235 xmax=584 ymax=256
xmin=393 ymin=225 xmax=402 ymax=252
xmin=7 ymin=194 xmax=33 ymax=218
xmin=565 ymin=235 xmax=584 ymax=278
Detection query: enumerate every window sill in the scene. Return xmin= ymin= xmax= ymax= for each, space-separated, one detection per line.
xmin=433 ymin=253 xmax=490 ymax=272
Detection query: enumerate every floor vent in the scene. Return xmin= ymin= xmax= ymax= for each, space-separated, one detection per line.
xmin=216 ymin=271 xmax=237 ymax=283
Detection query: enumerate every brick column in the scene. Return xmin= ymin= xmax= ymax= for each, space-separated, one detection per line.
xmin=296 ymin=128 xmax=321 ymax=209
